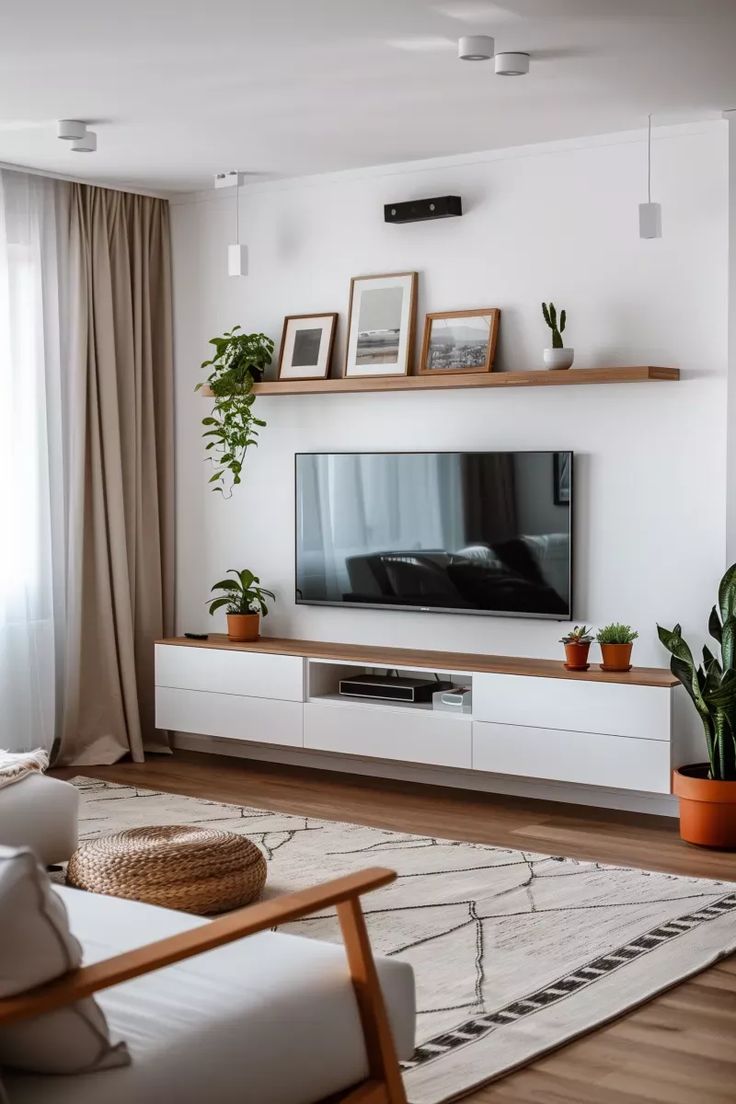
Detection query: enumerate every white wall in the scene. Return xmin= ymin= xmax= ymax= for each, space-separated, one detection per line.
xmin=171 ymin=122 xmax=728 ymax=668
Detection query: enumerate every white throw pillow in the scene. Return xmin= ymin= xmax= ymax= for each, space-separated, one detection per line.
xmin=0 ymin=846 xmax=130 ymax=1074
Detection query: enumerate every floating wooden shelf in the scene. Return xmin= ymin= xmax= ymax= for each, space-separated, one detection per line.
xmin=200 ymin=366 xmax=678 ymax=397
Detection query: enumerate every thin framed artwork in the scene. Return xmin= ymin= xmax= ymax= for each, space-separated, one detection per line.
xmin=278 ymin=313 xmax=338 ymax=380
xmin=419 ymin=308 xmax=500 ymax=375
xmin=344 ymin=272 xmax=417 ymax=378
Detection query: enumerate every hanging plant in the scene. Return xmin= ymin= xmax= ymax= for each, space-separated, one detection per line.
xmin=195 ymin=326 xmax=274 ymax=495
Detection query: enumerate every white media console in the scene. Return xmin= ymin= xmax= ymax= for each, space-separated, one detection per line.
xmin=155 ymin=636 xmax=698 ymax=815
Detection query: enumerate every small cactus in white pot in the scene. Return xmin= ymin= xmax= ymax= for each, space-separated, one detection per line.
xmin=542 ymin=302 xmax=574 ymax=370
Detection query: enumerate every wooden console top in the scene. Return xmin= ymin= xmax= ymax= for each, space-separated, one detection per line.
xmin=157 ymin=635 xmax=678 ymax=688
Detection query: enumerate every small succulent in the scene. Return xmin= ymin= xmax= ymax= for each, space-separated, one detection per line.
xmin=596 ymin=623 xmax=639 ymax=645
xmin=560 ymin=625 xmax=593 ymax=644
xmin=542 ymin=302 xmax=567 ymax=349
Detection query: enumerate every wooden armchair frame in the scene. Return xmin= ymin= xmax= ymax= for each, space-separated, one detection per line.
xmin=0 ymin=867 xmax=408 ymax=1104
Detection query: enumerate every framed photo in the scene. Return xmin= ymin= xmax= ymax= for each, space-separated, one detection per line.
xmin=419 ymin=308 xmax=500 ymax=375
xmin=553 ymin=451 xmax=571 ymax=506
xmin=345 ymin=272 xmax=417 ymax=378
xmin=278 ymin=313 xmax=337 ymax=380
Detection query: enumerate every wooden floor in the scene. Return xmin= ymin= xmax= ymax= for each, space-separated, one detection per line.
xmin=57 ymin=750 xmax=736 ymax=1104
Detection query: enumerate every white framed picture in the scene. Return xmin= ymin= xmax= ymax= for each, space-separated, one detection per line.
xmin=344 ymin=272 xmax=417 ymax=378
xmin=278 ymin=313 xmax=337 ymax=380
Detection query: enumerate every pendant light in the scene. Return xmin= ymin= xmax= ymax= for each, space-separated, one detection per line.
xmin=215 ymin=171 xmax=248 ymax=276
xmin=639 ymin=114 xmax=662 ymax=239
xmin=228 ymin=173 xmax=247 ymax=277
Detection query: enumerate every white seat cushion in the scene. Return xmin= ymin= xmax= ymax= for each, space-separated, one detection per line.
xmin=0 ymin=775 xmax=78 ymax=865
xmin=3 ymin=886 xmax=415 ymax=1104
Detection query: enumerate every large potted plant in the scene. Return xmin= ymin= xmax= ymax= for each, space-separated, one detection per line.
xmin=658 ymin=563 xmax=736 ymax=848
xmin=196 ymin=326 xmax=274 ymax=496
xmin=206 ymin=569 xmax=276 ymax=642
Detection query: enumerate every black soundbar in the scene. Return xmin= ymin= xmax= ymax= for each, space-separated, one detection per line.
xmin=384 ymin=196 xmax=462 ymax=224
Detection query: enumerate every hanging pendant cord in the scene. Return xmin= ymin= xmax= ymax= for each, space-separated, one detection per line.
xmin=235 ymin=176 xmax=240 ymax=244
xmin=647 ymin=114 xmax=652 ymax=204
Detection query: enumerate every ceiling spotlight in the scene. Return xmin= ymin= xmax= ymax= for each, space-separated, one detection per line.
xmin=71 ymin=130 xmax=97 ymax=153
xmin=494 ymin=51 xmax=529 ymax=76
xmin=57 ymin=119 xmax=87 ymax=141
xmin=458 ymin=35 xmax=494 ymax=61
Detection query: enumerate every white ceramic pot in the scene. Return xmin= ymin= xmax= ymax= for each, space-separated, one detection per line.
xmin=544 ymin=347 xmax=575 ymax=371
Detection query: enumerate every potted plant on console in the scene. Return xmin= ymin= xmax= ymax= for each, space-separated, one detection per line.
xmin=596 ymin=623 xmax=638 ymax=671
xmin=206 ymin=569 xmax=276 ymax=642
xmin=560 ymin=625 xmax=594 ymax=671
xmin=541 ymin=302 xmax=574 ymax=370
xmin=658 ymin=564 xmax=736 ymax=848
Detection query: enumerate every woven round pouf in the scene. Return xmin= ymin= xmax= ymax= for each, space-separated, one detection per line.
xmin=67 ymin=826 xmax=267 ymax=915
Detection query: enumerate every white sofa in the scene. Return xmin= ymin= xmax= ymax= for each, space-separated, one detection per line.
xmin=1 ymin=869 xmax=415 ymax=1104
xmin=0 ymin=774 xmax=78 ymax=865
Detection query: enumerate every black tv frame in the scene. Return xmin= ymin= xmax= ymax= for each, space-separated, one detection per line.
xmin=294 ymin=450 xmax=574 ymax=621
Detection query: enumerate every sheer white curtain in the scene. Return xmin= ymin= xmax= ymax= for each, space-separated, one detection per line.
xmin=0 ymin=170 xmax=67 ymax=753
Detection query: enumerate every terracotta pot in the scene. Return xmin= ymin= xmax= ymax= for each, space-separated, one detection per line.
xmin=599 ymin=642 xmax=633 ymax=672
xmin=673 ymin=765 xmax=736 ymax=849
xmin=226 ymin=612 xmax=260 ymax=642
xmin=563 ymin=641 xmax=591 ymax=671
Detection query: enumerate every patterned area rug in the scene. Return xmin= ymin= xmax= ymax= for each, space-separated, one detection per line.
xmin=70 ymin=778 xmax=736 ymax=1104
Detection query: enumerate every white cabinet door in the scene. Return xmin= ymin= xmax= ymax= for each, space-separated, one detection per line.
xmin=473 ymin=720 xmax=671 ymax=793
xmin=156 ymin=687 xmax=303 ymax=747
xmin=473 ymin=673 xmax=672 ymax=741
xmin=155 ymin=644 xmax=304 ymax=701
xmin=304 ymin=701 xmax=472 ymax=769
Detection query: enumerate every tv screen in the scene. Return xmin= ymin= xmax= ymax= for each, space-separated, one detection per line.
xmin=295 ymin=451 xmax=573 ymax=619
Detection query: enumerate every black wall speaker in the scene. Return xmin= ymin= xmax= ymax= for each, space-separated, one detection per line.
xmin=384 ymin=196 xmax=462 ymax=224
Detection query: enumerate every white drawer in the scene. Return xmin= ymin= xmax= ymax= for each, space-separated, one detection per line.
xmin=472 ymin=720 xmax=671 ymax=793
xmin=156 ymin=686 xmax=303 ymax=747
xmin=304 ymin=701 xmax=472 ymax=769
xmin=473 ymin=672 xmax=672 ymax=741
xmin=155 ymin=644 xmax=304 ymax=702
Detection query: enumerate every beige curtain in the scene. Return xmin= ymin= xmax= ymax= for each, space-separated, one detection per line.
xmin=56 ymin=185 xmax=174 ymax=765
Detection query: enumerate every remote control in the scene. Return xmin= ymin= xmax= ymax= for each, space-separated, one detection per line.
xmin=184 ymin=632 xmax=209 ymax=640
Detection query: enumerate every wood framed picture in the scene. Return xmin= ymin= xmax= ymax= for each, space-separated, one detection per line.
xmin=344 ymin=272 xmax=417 ymax=378
xmin=419 ymin=307 xmax=500 ymax=375
xmin=278 ymin=313 xmax=337 ymax=380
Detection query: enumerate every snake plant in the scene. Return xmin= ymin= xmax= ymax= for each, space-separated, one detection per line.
xmin=657 ymin=563 xmax=736 ymax=781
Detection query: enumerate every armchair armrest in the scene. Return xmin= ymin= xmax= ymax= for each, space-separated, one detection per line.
xmin=0 ymin=866 xmax=396 ymax=1026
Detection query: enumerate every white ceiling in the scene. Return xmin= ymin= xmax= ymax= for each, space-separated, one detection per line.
xmin=1 ymin=0 xmax=735 ymax=194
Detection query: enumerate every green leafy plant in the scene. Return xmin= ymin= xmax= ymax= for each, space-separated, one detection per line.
xmin=596 ymin=623 xmax=639 ymax=644
xmin=195 ymin=326 xmax=275 ymax=495
xmin=658 ymin=563 xmax=736 ymax=781
xmin=206 ymin=569 xmax=276 ymax=618
xmin=541 ymin=302 xmax=567 ymax=349
xmin=559 ymin=625 xmax=593 ymax=644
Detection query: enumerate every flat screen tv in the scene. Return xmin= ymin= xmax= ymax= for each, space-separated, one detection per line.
xmin=295 ymin=451 xmax=573 ymax=620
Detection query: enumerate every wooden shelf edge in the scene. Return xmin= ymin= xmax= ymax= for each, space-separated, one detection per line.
xmin=199 ymin=367 xmax=678 ymax=398
xmin=157 ymin=635 xmax=678 ymax=689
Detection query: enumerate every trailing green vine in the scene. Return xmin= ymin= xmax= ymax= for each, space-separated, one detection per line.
xmin=195 ymin=326 xmax=274 ymax=495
